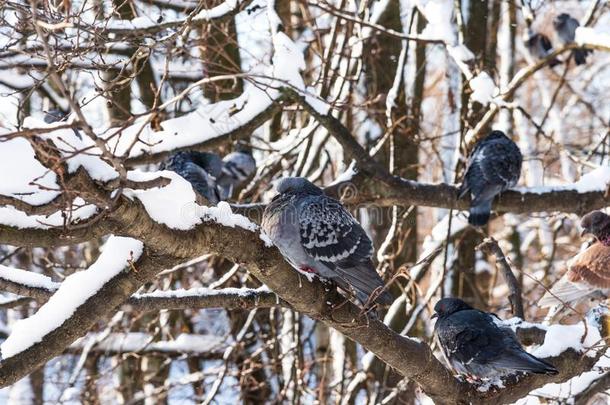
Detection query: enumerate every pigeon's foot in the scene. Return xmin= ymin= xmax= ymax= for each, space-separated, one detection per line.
xmin=299 ymin=266 xmax=317 ymax=274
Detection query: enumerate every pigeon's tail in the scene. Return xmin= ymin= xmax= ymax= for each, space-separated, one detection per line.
xmin=573 ymin=49 xmax=591 ymax=65
xmin=468 ymin=198 xmax=493 ymax=227
xmin=334 ymin=262 xmax=393 ymax=305
xmin=538 ymin=278 xmax=590 ymax=307
xmin=492 ymin=350 xmax=558 ymax=375
xmin=512 ymin=351 xmax=559 ymax=375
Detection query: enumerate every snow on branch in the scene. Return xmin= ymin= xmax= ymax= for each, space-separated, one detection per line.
xmin=0 ymin=236 xmax=143 ymax=359
xmin=70 ymin=332 xmax=229 ymax=358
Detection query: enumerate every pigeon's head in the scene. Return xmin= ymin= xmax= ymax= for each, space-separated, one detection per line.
xmin=554 ymin=13 xmax=570 ymax=27
xmin=432 ymin=298 xmax=473 ymax=319
xmin=276 ymin=177 xmax=323 ymax=196
xmin=486 ymin=130 xmax=509 ymax=142
xmin=580 ymin=211 xmax=610 ymax=240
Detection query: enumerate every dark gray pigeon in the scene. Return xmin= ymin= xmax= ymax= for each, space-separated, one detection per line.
xmin=261 ymin=177 xmax=393 ymax=305
xmin=162 ymin=151 xmax=223 ymax=205
xmin=433 ymin=298 xmax=558 ymax=380
xmin=553 ymin=13 xmax=592 ymax=65
xmin=217 ymin=149 xmax=256 ymax=200
xmin=458 ymin=130 xmax=522 ymax=226
xmin=525 ymin=31 xmax=560 ymax=67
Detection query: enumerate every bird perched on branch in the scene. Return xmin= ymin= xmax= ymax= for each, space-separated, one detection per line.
xmin=261 ymin=177 xmax=393 ymax=306
xmin=525 ymin=31 xmax=561 ymax=67
xmin=433 ymin=298 xmax=558 ymax=380
xmin=539 ymin=211 xmax=610 ymax=307
xmin=458 ymin=130 xmax=522 ymax=226
xmin=217 ymin=148 xmax=256 ymax=200
xmin=553 ymin=13 xmax=592 ymax=65
xmin=162 ymin=151 xmax=223 ymax=205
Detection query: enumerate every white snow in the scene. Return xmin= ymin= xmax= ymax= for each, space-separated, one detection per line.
xmin=469 ymin=72 xmax=497 ymax=105
xmin=575 ymin=27 xmax=610 ymax=48
xmin=0 ymin=236 xmax=143 ymax=359
xmin=531 ymin=321 xmax=601 ymax=359
xmin=133 ymin=286 xmax=267 ymax=299
xmin=417 ymin=0 xmax=455 ymax=42
xmin=71 ymin=332 xmax=228 ymax=354
xmin=0 ymin=265 xmax=59 ymax=291
xmin=519 ymin=166 xmax=610 ymax=194
xmin=125 ymin=170 xmax=257 ymax=231
xmin=0 ymin=197 xmax=98 ymax=229
xmin=0 ymin=136 xmax=60 ymax=205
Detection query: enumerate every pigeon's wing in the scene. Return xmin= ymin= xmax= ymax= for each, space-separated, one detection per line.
xmin=189 ymin=152 xmax=223 ymax=178
xmin=458 ymin=140 xmax=488 ymax=198
xmin=298 ymin=196 xmax=391 ymax=303
xmin=299 ymin=196 xmax=373 ymax=264
xmin=538 ymin=276 xmax=594 ymax=307
xmin=540 ymin=34 xmax=553 ymax=52
xmin=476 ymin=139 xmax=522 ymax=193
xmin=438 ymin=311 xmax=495 ymax=364
xmin=567 ymin=243 xmax=610 ymax=288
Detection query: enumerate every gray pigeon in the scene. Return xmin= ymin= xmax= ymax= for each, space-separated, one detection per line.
xmin=525 ymin=31 xmax=560 ymax=67
xmin=217 ymin=149 xmax=256 ymax=200
xmin=261 ymin=177 xmax=393 ymax=305
xmin=433 ymin=298 xmax=558 ymax=380
xmin=162 ymin=151 xmax=223 ymax=205
xmin=553 ymin=13 xmax=592 ymax=65
xmin=458 ymin=130 xmax=522 ymax=226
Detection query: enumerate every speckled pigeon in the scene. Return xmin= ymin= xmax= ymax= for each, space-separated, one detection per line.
xmin=525 ymin=31 xmax=560 ymax=67
xmin=458 ymin=130 xmax=522 ymax=226
xmin=539 ymin=211 xmax=610 ymax=307
xmin=433 ymin=298 xmax=558 ymax=380
xmin=261 ymin=177 xmax=393 ymax=305
xmin=217 ymin=149 xmax=256 ymax=200
xmin=553 ymin=13 xmax=592 ymax=65
xmin=162 ymin=151 xmax=222 ymax=205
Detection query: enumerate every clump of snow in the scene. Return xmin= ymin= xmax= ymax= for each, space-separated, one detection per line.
xmin=134 ymin=286 xmax=268 ymax=299
xmin=0 ymin=136 xmax=59 ymax=205
xmin=125 ymin=170 xmax=258 ymax=231
xmin=532 ymin=320 xmax=601 ymax=359
xmin=417 ymin=0 xmax=455 ymax=42
xmin=72 ymin=332 xmax=228 ymax=354
xmin=328 ymin=162 xmax=358 ymax=186
xmin=447 ymin=45 xmax=475 ymax=62
xmin=201 ymin=201 xmax=258 ymax=231
xmin=0 ymin=265 xmax=60 ymax=291
xmin=124 ymin=170 xmax=201 ymax=230
xmin=469 ymin=72 xmax=496 ymax=105
xmin=0 ymin=236 xmax=143 ymax=359
xmin=519 ymin=166 xmax=610 ymax=194
xmin=0 ymin=197 xmax=97 ymax=229
xmin=575 ymin=27 xmax=610 ymax=48
xmin=260 ymin=231 xmax=273 ymax=247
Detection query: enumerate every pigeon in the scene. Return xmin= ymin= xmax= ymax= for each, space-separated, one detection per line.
xmin=458 ymin=130 xmax=523 ymax=226
xmin=525 ymin=31 xmax=560 ymax=67
xmin=217 ymin=149 xmax=256 ymax=200
xmin=539 ymin=211 xmax=610 ymax=307
xmin=553 ymin=13 xmax=592 ymax=65
xmin=261 ymin=177 xmax=393 ymax=305
xmin=433 ymin=298 xmax=558 ymax=380
xmin=162 ymin=151 xmax=223 ymax=205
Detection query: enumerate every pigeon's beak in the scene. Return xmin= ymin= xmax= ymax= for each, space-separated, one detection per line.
xmin=431 ymin=313 xmax=438 ymax=319
xmin=581 ymin=227 xmax=591 ymax=237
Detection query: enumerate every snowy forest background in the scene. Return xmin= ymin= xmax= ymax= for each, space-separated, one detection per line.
xmin=0 ymin=0 xmax=609 ymax=403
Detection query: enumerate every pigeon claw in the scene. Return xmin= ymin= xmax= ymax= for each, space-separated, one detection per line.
xmin=300 ymin=266 xmax=317 ymax=274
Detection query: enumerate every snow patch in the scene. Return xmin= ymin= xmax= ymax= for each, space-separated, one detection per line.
xmin=0 ymin=236 xmax=143 ymax=359
xmin=469 ymin=72 xmax=496 ymax=105
xmin=0 ymin=265 xmax=60 ymax=291
xmin=532 ymin=320 xmax=601 ymax=359
xmin=575 ymin=27 xmax=610 ymax=48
